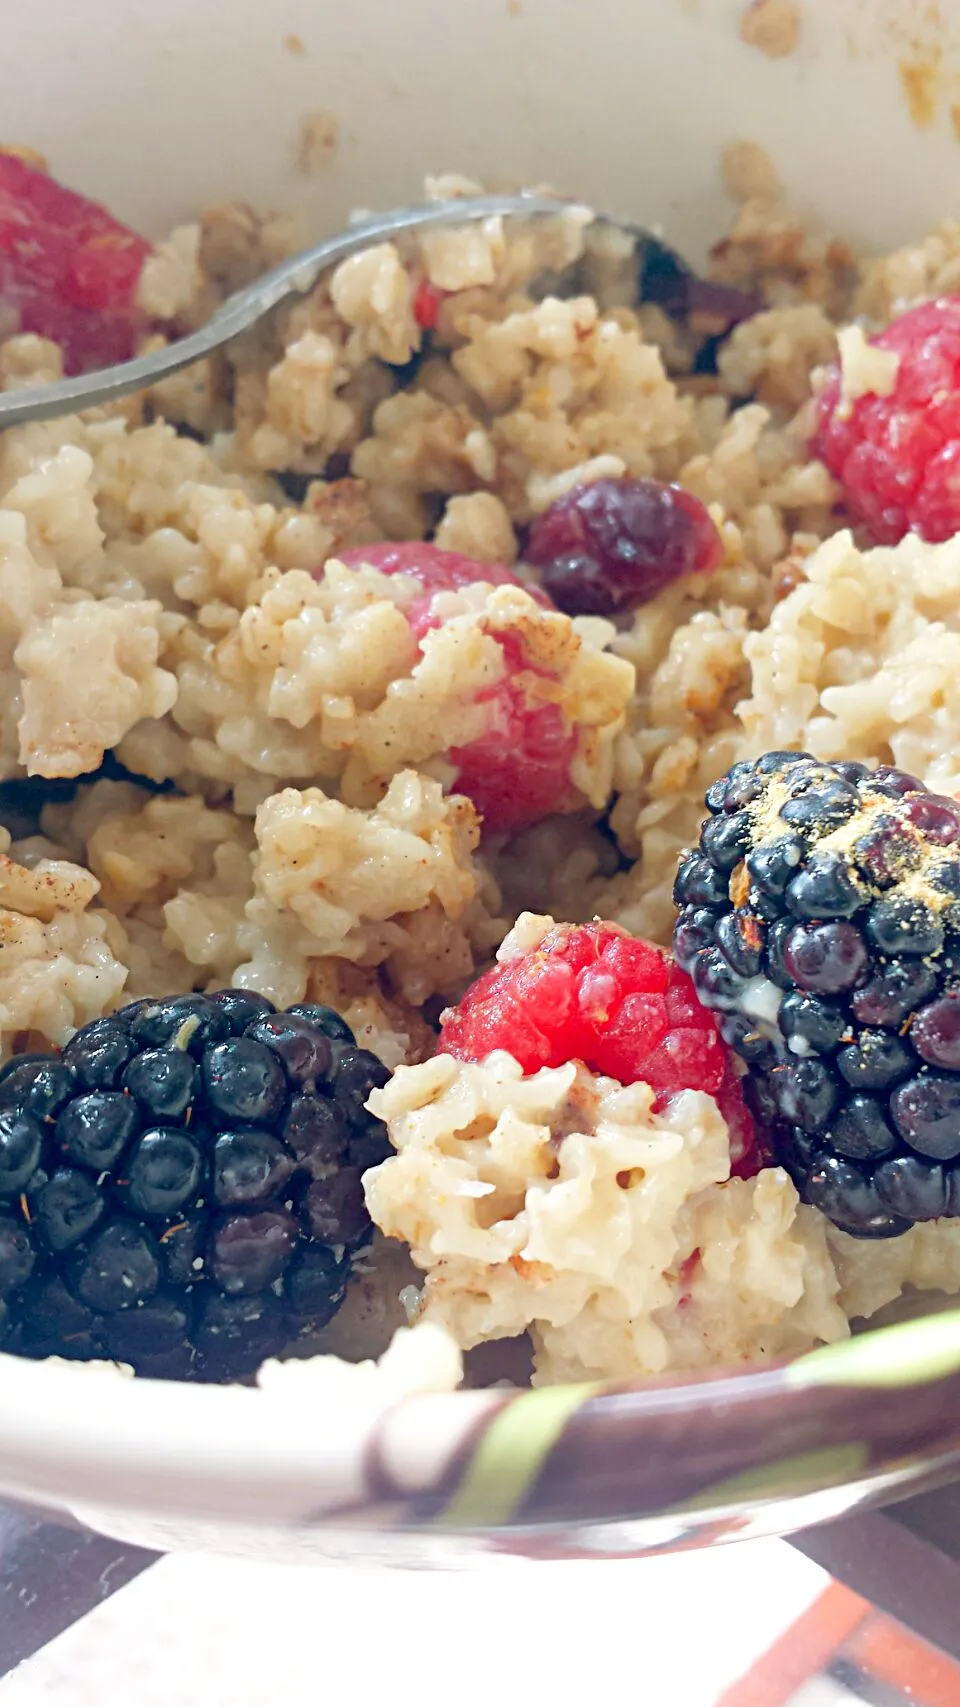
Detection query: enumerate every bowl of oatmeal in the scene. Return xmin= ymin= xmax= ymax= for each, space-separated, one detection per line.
xmin=1 ymin=0 xmax=960 ymax=1565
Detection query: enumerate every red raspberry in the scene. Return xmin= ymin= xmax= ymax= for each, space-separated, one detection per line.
xmin=524 ymin=478 xmax=723 ymax=616
xmin=439 ymin=920 xmax=756 ymax=1168
xmin=411 ymin=277 xmax=448 ymax=331
xmin=0 ymin=152 xmax=152 ymax=374
xmin=812 ymin=297 xmax=960 ymax=544
xmin=338 ymin=542 xmax=575 ymax=832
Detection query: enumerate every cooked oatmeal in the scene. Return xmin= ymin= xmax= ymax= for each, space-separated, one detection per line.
xmin=3 ymin=153 xmax=960 ymax=1387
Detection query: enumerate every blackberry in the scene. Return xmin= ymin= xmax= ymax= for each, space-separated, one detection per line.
xmin=0 ymin=992 xmax=392 ymax=1379
xmin=674 ymin=753 xmax=960 ymax=1236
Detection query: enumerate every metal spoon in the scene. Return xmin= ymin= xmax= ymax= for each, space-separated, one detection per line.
xmin=0 ymin=192 xmax=758 ymax=429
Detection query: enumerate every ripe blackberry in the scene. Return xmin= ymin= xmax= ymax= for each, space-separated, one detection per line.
xmin=439 ymin=919 xmax=757 ymax=1171
xmin=0 ymin=993 xmax=392 ymax=1379
xmin=674 ymin=753 xmax=960 ymax=1236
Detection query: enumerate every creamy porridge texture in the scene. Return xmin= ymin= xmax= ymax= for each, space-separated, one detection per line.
xmin=1 ymin=146 xmax=960 ymax=1386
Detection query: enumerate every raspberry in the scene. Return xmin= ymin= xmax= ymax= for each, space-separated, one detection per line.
xmin=0 ymin=152 xmax=152 ymax=373
xmin=412 ymin=277 xmax=448 ymax=331
xmin=439 ymin=920 xmax=756 ymax=1168
xmin=674 ymin=752 xmax=960 ymax=1237
xmin=0 ymin=992 xmax=391 ymax=1379
xmin=524 ymin=478 xmax=723 ymax=616
xmin=339 ymin=542 xmax=575 ymax=832
xmin=812 ymin=297 xmax=960 ymax=544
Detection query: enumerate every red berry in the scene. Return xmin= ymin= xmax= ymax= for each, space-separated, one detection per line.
xmin=338 ymin=543 xmax=574 ymax=831
xmin=812 ymin=297 xmax=960 ymax=544
xmin=412 ymin=277 xmax=448 ymax=331
xmin=439 ymin=919 xmax=756 ymax=1166
xmin=0 ymin=152 xmax=151 ymax=374
xmin=524 ymin=477 xmax=723 ymax=617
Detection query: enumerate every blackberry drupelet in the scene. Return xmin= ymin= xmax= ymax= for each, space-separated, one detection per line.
xmin=0 ymin=992 xmax=392 ymax=1379
xmin=673 ymin=753 xmax=960 ymax=1237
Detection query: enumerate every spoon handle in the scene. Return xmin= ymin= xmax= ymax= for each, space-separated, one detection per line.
xmin=0 ymin=194 xmax=581 ymax=429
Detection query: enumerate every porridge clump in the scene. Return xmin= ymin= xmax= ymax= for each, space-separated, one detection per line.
xmin=0 ymin=156 xmax=959 ymax=1384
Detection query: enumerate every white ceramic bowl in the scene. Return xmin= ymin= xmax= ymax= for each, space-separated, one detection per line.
xmin=2 ymin=0 xmax=960 ymax=1565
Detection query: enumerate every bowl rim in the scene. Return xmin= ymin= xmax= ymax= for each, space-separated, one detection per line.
xmin=2 ymin=1303 xmax=960 ymax=1535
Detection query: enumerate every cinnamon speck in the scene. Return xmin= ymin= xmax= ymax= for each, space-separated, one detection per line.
xmin=899 ymin=51 xmax=941 ymax=128
xmin=739 ymin=0 xmax=802 ymax=60
xmin=297 ymin=111 xmax=340 ymax=174
xmin=284 ymin=34 xmax=306 ymax=56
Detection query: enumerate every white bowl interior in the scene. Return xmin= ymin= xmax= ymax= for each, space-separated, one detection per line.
xmin=5 ymin=0 xmax=958 ymax=255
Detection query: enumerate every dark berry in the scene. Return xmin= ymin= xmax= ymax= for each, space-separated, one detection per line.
xmin=779 ymin=992 xmax=847 ymax=1055
xmin=674 ymin=752 xmax=960 ymax=1237
xmin=0 ymin=1216 xmax=36 ymax=1295
xmin=910 ymin=994 xmax=960 ymax=1069
xmin=852 ymin=960 xmax=937 ymax=1028
xmin=32 ymin=1169 xmax=105 ymax=1251
xmin=55 ymin=1091 xmax=138 ymax=1173
xmin=121 ymin=1049 xmax=198 ymax=1122
xmin=130 ymin=995 xmax=229 ymax=1053
xmin=673 ymin=854 xmax=730 ymax=909
xmin=902 ymin=794 xmax=960 ymax=845
xmin=331 ymin=1048 xmax=392 ymax=1117
xmin=804 ymin=1154 xmax=909 ymax=1238
xmin=284 ymin=1245 xmax=349 ymax=1320
xmin=784 ymin=921 xmax=869 ymax=994
xmin=207 ymin=989 xmax=277 ymax=1033
xmin=282 ymin=1094 xmax=349 ymax=1170
xmin=853 ymin=818 xmax=922 ymax=889
xmin=674 ymin=906 xmax=721 ymax=970
xmin=194 ymin=1291 xmax=284 ymax=1368
xmin=715 ymin=911 xmax=764 ymax=977
xmin=785 ymin=854 xmax=863 ymax=920
xmin=718 ymin=1015 xmax=777 ymax=1070
xmin=700 ymin=812 xmax=752 ymax=872
xmin=746 ymin=834 xmax=804 ymax=896
xmin=524 ymin=476 xmax=723 ymax=616
xmin=835 ymin=1031 xmax=914 ymax=1091
xmin=125 ymin=1129 xmax=205 ymax=1219
xmin=891 ymin=1075 xmax=960 ymax=1160
xmin=830 ymin=1095 xmax=898 ymax=1161
xmin=19 ymin=1276 xmax=93 ymax=1354
xmin=870 ymin=766 xmax=925 ymax=799
xmin=833 ymin=761 xmax=872 ymax=787
xmin=286 ymin=1003 xmax=355 ymax=1043
xmin=692 ymin=947 xmax=745 ymax=1010
xmin=209 ymin=1209 xmax=297 ymax=1295
xmin=0 ymin=998 xmax=383 ymax=1377
xmin=303 ymin=1169 xmax=370 ymax=1247
xmin=201 ymin=1038 xmax=287 ymax=1125
xmin=71 ymin=1219 xmax=161 ymax=1311
xmin=61 ymin=1020 xmax=133 ymax=1089
xmin=874 ymin=1155 xmax=950 ymax=1221
xmin=102 ymin=1296 xmax=192 ymax=1363
xmin=865 ymin=896 xmax=943 ymax=957
xmin=764 ymin=916 xmax=797 ymax=989
xmin=778 ymin=775 xmax=859 ymax=833
xmin=244 ymin=1013 xmax=333 ymax=1085
xmin=0 ymin=1111 xmax=44 ymax=1195
xmin=770 ymin=1059 xmax=839 ymax=1127
xmin=0 ymin=1057 xmax=73 ymax=1121
xmin=212 ymin=1130 xmax=295 ymax=1206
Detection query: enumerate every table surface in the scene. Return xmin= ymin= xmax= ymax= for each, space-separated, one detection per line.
xmin=3 ymin=1483 xmax=960 ymax=1706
